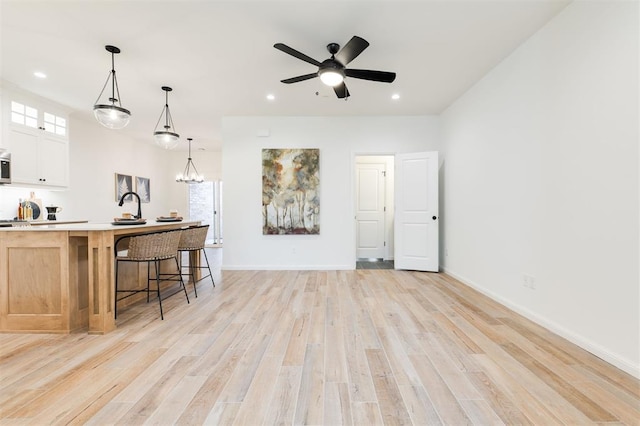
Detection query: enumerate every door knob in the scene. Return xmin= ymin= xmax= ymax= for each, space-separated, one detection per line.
xmin=432 ymin=216 xmax=437 ymax=220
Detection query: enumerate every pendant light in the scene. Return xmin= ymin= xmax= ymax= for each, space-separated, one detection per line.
xmin=176 ymin=138 xmax=204 ymax=183
xmin=153 ymin=86 xmax=180 ymax=149
xmin=93 ymin=45 xmax=131 ymax=129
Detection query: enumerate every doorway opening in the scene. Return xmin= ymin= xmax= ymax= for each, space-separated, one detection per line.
xmin=354 ymin=155 xmax=395 ymax=269
xmin=188 ymin=180 xmax=223 ymax=246
xmin=356 ymin=259 xmax=395 ymax=270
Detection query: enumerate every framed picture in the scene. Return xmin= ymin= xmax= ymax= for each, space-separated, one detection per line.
xmin=135 ymin=176 xmax=150 ymax=203
xmin=115 ymin=173 xmax=133 ymax=202
xmin=262 ymin=148 xmax=320 ymax=235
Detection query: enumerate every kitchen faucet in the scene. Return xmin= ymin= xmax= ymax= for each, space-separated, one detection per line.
xmin=118 ymin=191 xmax=142 ymax=219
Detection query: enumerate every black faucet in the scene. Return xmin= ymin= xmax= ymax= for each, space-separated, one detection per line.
xmin=118 ymin=191 xmax=142 ymax=219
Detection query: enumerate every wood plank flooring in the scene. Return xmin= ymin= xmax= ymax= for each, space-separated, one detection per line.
xmin=1 ymin=250 xmax=639 ymax=425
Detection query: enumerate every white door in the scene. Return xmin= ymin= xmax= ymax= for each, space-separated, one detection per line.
xmin=356 ymin=161 xmax=386 ymax=259
xmin=394 ymin=152 xmax=439 ymax=271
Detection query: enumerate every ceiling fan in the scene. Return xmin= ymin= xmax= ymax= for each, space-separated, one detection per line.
xmin=274 ymin=36 xmax=396 ymax=99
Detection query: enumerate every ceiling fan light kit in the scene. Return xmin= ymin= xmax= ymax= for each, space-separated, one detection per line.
xmin=274 ymin=35 xmax=396 ymax=99
xmin=153 ymin=86 xmax=180 ymax=150
xmin=319 ymin=70 xmax=344 ymax=86
xmin=93 ymin=45 xmax=131 ymax=129
xmin=318 ymin=64 xmax=345 ymax=86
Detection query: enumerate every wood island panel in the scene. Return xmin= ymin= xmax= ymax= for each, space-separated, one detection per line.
xmin=69 ymin=236 xmax=89 ymax=331
xmin=0 ymin=232 xmax=70 ymax=332
xmin=9 ymin=247 xmax=62 ymax=314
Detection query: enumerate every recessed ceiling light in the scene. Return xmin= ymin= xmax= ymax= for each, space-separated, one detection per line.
xmin=266 ymin=94 xmax=275 ymax=101
xmin=33 ymin=71 xmax=47 ymax=79
xmin=391 ymin=93 xmax=400 ymax=100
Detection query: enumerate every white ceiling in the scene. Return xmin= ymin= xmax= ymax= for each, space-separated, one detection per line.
xmin=1 ymin=0 xmax=571 ymax=152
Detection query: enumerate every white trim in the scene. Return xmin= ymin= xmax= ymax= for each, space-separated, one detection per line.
xmin=222 ymin=264 xmax=354 ymax=271
xmin=442 ymin=267 xmax=640 ymax=379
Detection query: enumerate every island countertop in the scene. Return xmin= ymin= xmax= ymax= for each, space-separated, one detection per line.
xmin=0 ymin=220 xmax=199 ymax=233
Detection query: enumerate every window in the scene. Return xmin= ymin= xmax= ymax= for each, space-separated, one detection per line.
xmin=189 ymin=180 xmax=223 ymax=245
xmin=44 ymin=112 xmax=66 ymax=136
xmin=11 ymin=101 xmax=67 ymax=136
xmin=11 ymin=101 xmax=38 ymax=128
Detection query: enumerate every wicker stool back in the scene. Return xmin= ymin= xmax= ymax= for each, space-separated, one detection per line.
xmin=115 ymin=229 xmax=189 ymax=320
xmin=178 ymin=225 xmax=214 ymax=297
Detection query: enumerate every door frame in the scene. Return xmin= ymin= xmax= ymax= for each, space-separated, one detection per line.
xmin=351 ymin=151 xmax=396 ymax=268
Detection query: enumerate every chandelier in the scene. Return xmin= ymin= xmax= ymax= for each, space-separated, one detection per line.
xmin=176 ymin=138 xmax=204 ymax=183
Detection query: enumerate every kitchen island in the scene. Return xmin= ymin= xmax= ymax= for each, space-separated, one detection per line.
xmin=0 ymin=220 xmax=199 ymax=334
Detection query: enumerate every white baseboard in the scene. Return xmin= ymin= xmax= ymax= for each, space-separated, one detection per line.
xmin=442 ymin=267 xmax=640 ymax=380
xmin=222 ymin=264 xmax=355 ymax=271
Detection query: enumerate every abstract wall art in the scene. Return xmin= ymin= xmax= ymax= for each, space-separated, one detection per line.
xmin=262 ymin=148 xmax=320 ymax=235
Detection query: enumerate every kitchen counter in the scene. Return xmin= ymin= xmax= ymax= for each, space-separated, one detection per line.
xmin=31 ymin=220 xmax=89 ymax=226
xmin=0 ymin=220 xmax=200 ymax=334
xmin=0 ymin=219 xmax=89 ymax=227
xmin=0 ymin=220 xmax=191 ymax=231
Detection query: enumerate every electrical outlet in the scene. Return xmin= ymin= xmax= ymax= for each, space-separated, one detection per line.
xmin=291 ymin=247 xmax=296 ymax=254
xmin=445 ymin=248 xmax=449 ymax=257
xmin=522 ymin=274 xmax=536 ymax=289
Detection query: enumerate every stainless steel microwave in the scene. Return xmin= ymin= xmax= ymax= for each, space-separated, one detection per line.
xmin=0 ymin=150 xmax=10 ymax=184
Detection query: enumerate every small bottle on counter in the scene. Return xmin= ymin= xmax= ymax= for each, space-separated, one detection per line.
xmin=17 ymin=199 xmax=23 ymax=220
xmin=25 ymin=201 xmax=33 ymax=221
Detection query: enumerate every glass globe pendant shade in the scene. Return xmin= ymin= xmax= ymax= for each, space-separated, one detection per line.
xmin=154 ymin=130 xmax=180 ymax=150
xmin=93 ymin=45 xmax=131 ymax=129
xmin=93 ymin=104 xmax=131 ymax=129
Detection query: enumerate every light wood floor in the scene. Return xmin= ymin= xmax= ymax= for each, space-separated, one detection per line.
xmin=1 ymin=250 xmax=639 ymax=425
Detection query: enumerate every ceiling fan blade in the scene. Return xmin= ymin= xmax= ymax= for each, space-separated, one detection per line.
xmin=335 ymin=36 xmax=369 ymax=66
xmin=345 ymin=69 xmax=396 ymax=83
xmin=274 ymin=43 xmax=321 ymax=67
xmin=333 ymin=82 xmax=350 ymax=99
xmin=281 ymin=73 xmax=318 ymax=84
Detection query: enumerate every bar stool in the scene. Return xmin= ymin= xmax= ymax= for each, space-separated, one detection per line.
xmin=114 ymin=229 xmax=189 ymax=320
xmin=177 ymin=224 xmax=214 ymax=297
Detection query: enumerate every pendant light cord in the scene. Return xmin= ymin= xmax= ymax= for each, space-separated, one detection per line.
xmin=154 ymin=89 xmax=177 ymax=133
xmin=93 ymin=49 xmax=123 ymax=107
xmin=178 ymin=138 xmax=203 ymax=182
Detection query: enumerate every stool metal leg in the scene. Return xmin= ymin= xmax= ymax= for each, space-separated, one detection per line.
xmin=201 ymin=248 xmax=215 ymax=288
xmin=175 ymin=256 xmax=191 ymax=303
xmin=154 ymin=260 xmax=164 ymax=320
xmin=189 ymin=250 xmax=198 ymax=298
xmin=147 ymin=260 xmax=152 ymax=303
xmin=115 ymin=260 xmax=119 ymax=319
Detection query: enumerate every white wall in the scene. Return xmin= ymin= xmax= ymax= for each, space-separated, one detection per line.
xmin=441 ymin=1 xmax=639 ymax=377
xmin=62 ymin=117 xmax=178 ymax=221
xmin=222 ymin=116 xmax=439 ymax=269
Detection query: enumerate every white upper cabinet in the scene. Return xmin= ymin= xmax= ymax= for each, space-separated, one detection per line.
xmin=3 ymin=91 xmax=69 ymax=188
